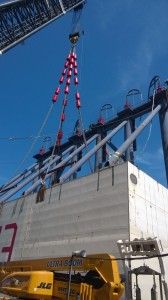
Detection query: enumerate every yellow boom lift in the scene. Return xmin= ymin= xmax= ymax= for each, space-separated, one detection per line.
xmin=0 ymin=253 xmax=124 ymax=300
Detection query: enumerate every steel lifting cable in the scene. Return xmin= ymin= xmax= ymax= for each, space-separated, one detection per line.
xmin=45 ymin=39 xmax=93 ymax=178
xmin=44 ymin=46 xmax=77 ymax=176
xmin=70 ymin=41 xmax=93 ymax=173
xmin=0 ymin=136 xmax=34 ymax=140
xmin=140 ymin=90 xmax=155 ymax=152
xmin=134 ymin=90 xmax=156 ymax=164
xmin=14 ymin=38 xmax=83 ymax=177
xmin=136 ymin=77 xmax=164 ymax=160
xmin=69 ymin=5 xmax=94 ymax=172
xmin=0 ymin=131 xmax=72 ymax=141
xmin=15 ymin=102 xmax=54 ymax=175
xmin=17 ymin=4 xmax=89 ymax=180
xmin=67 ymin=4 xmax=94 ymax=171
xmin=76 ymin=85 xmax=94 ymax=173
xmin=78 ymin=31 xmax=84 ymax=89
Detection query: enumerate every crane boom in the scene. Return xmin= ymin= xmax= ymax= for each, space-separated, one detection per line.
xmin=0 ymin=0 xmax=85 ymax=54
xmin=0 ymin=254 xmax=124 ymax=300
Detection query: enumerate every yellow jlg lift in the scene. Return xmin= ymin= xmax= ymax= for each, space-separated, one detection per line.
xmin=0 ymin=253 xmax=124 ymax=300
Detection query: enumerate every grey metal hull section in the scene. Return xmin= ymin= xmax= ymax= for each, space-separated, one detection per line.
xmin=0 ymin=163 xmax=129 ymax=261
xmin=1 ymin=162 xmax=168 ymax=299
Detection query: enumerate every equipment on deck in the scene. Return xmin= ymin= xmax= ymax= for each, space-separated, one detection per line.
xmin=0 ymin=253 xmax=124 ymax=300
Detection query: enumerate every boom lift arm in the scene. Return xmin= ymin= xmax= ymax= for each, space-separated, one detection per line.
xmin=0 ymin=0 xmax=85 ymax=54
xmin=0 ymin=253 xmax=124 ymax=300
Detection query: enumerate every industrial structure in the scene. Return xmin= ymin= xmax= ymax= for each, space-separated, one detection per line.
xmin=0 ymin=72 xmax=168 ymax=299
xmin=0 ymin=74 xmax=168 ymax=203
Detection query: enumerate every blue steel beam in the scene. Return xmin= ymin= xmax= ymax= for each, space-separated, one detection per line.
xmin=109 ymin=105 xmax=161 ymax=166
xmin=24 ymin=134 xmax=98 ymax=195
xmin=1 ymin=88 xmax=167 ymax=201
xmin=94 ymin=134 xmax=102 ymax=171
xmin=0 ymin=154 xmax=58 ymax=194
xmin=59 ymin=121 xmax=127 ymax=184
xmin=0 ymin=145 xmax=75 ymax=203
xmin=0 ymin=161 xmax=37 ymax=191
xmin=159 ymin=95 xmax=168 ymax=186
xmin=124 ymin=120 xmax=134 ymax=163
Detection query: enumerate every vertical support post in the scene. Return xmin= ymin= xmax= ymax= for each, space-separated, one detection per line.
xmin=70 ymin=146 xmax=77 ymax=180
xmin=159 ymin=274 xmax=164 ymax=300
xmin=159 ymin=95 xmax=168 ymax=186
xmin=66 ymin=255 xmax=73 ymax=300
xmin=32 ymin=162 xmax=43 ymax=193
xmin=151 ymin=273 xmax=157 ymax=300
xmin=32 ymin=176 xmax=39 ymax=193
xmin=135 ymin=275 xmax=142 ymax=300
xmin=94 ymin=134 xmax=102 ymax=171
xmin=124 ymin=119 xmax=134 ymax=164
xmin=48 ymin=161 xmax=57 ymax=187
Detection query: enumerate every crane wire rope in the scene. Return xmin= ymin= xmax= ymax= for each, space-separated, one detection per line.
xmin=44 ymin=37 xmax=94 ymax=179
xmin=78 ymin=31 xmax=84 ymax=89
xmin=45 ymin=102 xmax=66 ymax=176
xmin=77 ymin=107 xmax=93 ymax=173
xmin=44 ymin=45 xmax=76 ymax=179
xmin=0 ymin=131 xmax=73 ymax=141
xmin=66 ymin=4 xmax=94 ymax=172
xmin=9 ymin=4 xmax=86 ymax=182
xmin=74 ymin=32 xmax=93 ymax=173
xmin=134 ymin=90 xmax=156 ymax=163
xmin=14 ymin=102 xmax=54 ymax=175
xmin=74 ymin=37 xmax=93 ymax=173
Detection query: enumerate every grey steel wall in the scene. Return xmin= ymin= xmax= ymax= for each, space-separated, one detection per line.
xmin=0 ymin=163 xmax=129 ymax=262
xmin=1 ymin=162 xmax=168 ymax=299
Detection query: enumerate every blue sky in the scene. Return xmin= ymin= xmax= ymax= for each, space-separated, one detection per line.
xmin=0 ymin=0 xmax=168 ymax=188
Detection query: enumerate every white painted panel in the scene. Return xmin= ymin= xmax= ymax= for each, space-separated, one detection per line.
xmin=128 ymin=162 xmax=168 ymax=299
xmin=128 ymin=162 xmax=168 ymax=244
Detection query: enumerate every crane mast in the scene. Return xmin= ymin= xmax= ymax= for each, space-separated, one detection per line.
xmin=0 ymin=0 xmax=85 ymax=54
